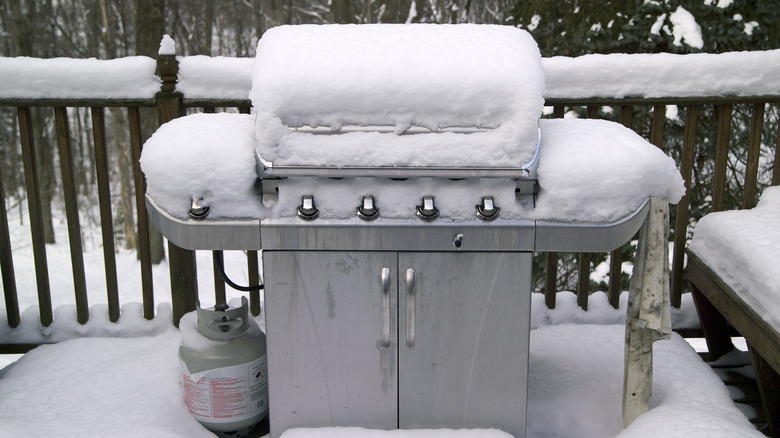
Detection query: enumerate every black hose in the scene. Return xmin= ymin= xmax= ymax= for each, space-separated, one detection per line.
xmin=213 ymin=250 xmax=265 ymax=292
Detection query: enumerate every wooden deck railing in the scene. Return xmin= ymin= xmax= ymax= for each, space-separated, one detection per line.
xmin=1 ymin=53 xmax=778 ymax=351
xmin=543 ymin=98 xmax=780 ymax=312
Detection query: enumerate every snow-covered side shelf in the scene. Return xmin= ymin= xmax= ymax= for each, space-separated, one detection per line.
xmin=688 ymin=186 xmax=780 ymax=330
xmin=0 ymin=56 xmax=160 ymax=99
xmin=531 ymin=119 xmax=685 ymax=223
xmin=140 ymin=113 xmax=264 ymax=220
xmin=140 ymin=115 xmax=684 ymax=223
xmin=250 ymin=24 xmax=544 ymax=168
xmin=543 ymin=49 xmax=780 ymax=99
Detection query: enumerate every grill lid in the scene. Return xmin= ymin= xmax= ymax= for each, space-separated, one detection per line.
xmin=250 ymin=24 xmax=545 ymax=176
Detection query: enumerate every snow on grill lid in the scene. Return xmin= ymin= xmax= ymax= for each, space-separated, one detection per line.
xmin=250 ymin=24 xmax=544 ymax=168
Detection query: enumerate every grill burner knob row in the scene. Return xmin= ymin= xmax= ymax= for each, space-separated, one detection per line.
xmin=416 ymin=195 xmax=440 ymax=222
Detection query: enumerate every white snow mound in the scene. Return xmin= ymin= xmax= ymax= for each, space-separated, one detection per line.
xmin=250 ymin=24 xmax=544 ymax=168
xmin=689 ymin=186 xmax=780 ymax=330
xmin=140 ymin=113 xmax=263 ymax=219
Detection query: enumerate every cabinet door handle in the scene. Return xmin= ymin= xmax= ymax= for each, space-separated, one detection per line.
xmin=380 ymin=267 xmax=391 ymax=347
xmin=405 ymin=268 xmax=416 ymax=347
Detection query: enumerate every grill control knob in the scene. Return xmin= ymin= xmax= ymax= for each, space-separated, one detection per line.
xmin=476 ymin=196 xmax=500 ymax=221
xmin=357 ymin=195 xmax=380 ymax=221
xmin=189 ymin=198 xmax=210 ymax=220
xmin=416 ymin=195 xmax=440 ymax=222
xmin=297 ymin=195 xmax=319 ymax=221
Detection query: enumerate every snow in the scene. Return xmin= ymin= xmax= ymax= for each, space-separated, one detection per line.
xmin=542 ymin=49 xmax=780 ymax=98
xmin=159 ymin=34 xmax=176 ymax=55
xmin=177 ymin=55 xmax=254 ymax=99
xmin=688 ymin=186 xmax=780 ymax=330
xmin=250 ymin=24 xmax=544 ymax=168
xmin=705 ymin=0 xmax=734 ymax=8
xmin=0 ymin=210 xmax=736 ymax=437
xmin=0 ymin=25 xmax=772 ymax=438
xmin=0 ymin=56 xmax=160 ymax=99
xmin=0 ymin=199 xmax=252 ymax=344
xmin=140 ymin=113 xmax=264 ymax=220
xmin=0 ymin=297 xmax=760 ymax=438
xmin=0 ymin=330 xmax=216 ymax=438
xmin=141 ymin=115 xmax=684 ymax=224
xmin=669 ymin=7 xmax=704 ymax=49
xmin=2 ymin=44 xmax=779 ymax=102
xmin=531 ymin=119 xmax=685 ymax=223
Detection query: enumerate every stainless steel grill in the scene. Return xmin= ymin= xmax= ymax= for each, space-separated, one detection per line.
xmin=145 ymin=24 xmax=651 ymax=438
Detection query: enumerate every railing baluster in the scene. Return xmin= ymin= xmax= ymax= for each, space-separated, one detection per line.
xmin=128 ymin=106 xmax=155 ymax=320
xmin=577 ymin=255 xmax=590 ymax=311
xmin=711 ymin=104 xmax=732 ymax=212
xmin=774 ymin=113 xmax=780 ymax=187
xmin=650 ymin=104 xmax=666 ymax=149
xmin=0 ymin=156 xmax=19 ymax=328
xmin=248 ymin=250 xmax=261 ymax=316
xmin=55 ymin=107 xmax=89 ymax=324
xmin=576 ymin=105 xmax=600 ymax=310
xmin=91 ymin=107 xmax=121 ymax=322
xmin=543 ymin=105 xmax=566 ymax=309
xmin=671 ymin=105 xmax=699 ymax=308
xmin=17 ymin=106 xmax=53 ymax=327
xmin=544 ymin=252 xmax=557 ymax=309
xmin=742 ymin=102 xmax=765 ymax=209
xmin=608 ymin=104 xmax=635 ymax=309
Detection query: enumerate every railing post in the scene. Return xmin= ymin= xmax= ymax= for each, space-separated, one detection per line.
xmin=156 ymin=41 xmax=198 ymax=327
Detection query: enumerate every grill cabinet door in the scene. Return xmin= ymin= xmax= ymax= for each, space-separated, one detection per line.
xmin=264 ymin=251 xmax=398 ymax=437
xmin=398 ymin=252 xmax=531 ymax=437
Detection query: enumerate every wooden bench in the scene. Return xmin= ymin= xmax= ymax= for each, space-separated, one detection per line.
xmin=687 ymin=249 xmax=780 ymax=437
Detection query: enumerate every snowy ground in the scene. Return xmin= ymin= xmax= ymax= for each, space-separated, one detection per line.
xmin=0 ymin=306 xmax=762 ymax=438
xmin=0 ymin=199 xmax=764 ymax=437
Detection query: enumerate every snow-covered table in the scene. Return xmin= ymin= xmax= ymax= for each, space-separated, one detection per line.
xmin=687 ymin=186 xmax=780 ymax=435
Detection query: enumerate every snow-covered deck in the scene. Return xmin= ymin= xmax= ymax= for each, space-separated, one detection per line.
xmin=0 ymin=293 xmax=763 ymax=438
xmin=686 ymin=186 xmax=780 ymax=435
xmin=2 ymin=28 xmax=780 ymax=438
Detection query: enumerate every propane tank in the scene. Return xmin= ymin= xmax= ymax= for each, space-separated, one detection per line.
xmin=179 ymin=296 xmax=268 ymax=437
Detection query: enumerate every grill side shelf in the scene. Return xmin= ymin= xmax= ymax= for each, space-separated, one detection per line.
xmin=145 ymin=195 xmax=262 ymax=250
xmin=534 ymin=199 xmax=650 ymax=252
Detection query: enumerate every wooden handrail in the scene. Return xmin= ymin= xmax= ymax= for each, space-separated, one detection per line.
xmin=0 ymin=54 xmax=778 ymax=344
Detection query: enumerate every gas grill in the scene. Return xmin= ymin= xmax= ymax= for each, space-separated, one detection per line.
xmin=145 ymin=24 xmax=651 ymax=438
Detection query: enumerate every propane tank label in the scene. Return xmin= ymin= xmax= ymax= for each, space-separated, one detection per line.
xmin=180 ymin=355 xmax=268 ymax=423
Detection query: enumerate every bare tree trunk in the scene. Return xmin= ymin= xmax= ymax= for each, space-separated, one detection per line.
xmin=204 ymin=0 xmax=214 ymax=55
xmin=111 ymin=109 xmax=137 ymax=250
xmin=331 ymin=0 xmax=355 ymax=23
xmin=135 ymin=0 xmax=166 ymax=264
xmin=33 ymin=109 xmax=56 ymax=244
xmin=9 ymin=0 xmax=56 ymax=244
xmin=98 ymin=0 xmax=136 ymax=251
